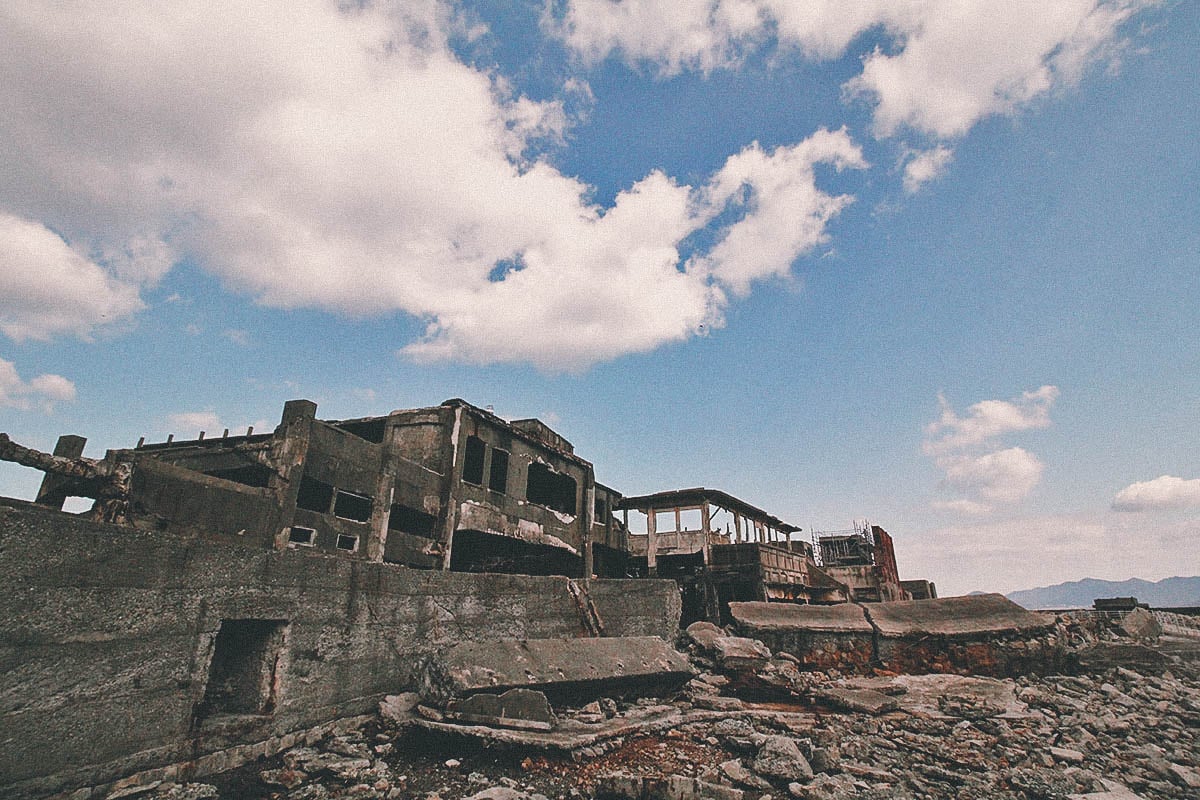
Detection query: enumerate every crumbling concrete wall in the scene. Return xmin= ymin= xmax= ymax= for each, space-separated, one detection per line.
xmin=0 ymin=502 xmax=679 ymax=799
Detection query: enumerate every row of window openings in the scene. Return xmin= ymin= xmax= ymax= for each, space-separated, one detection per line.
xmin=288 ymin=526 xmax=359 ymax=552
xmin=461 ymin=436 xmax=577 ymax=515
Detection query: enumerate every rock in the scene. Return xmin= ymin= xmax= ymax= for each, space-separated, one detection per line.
xmin=149 ymin=785 xmax=219 ymax=800
xmin=1049 ymin=746 xmax=1085 ymax=765
xmin=687 ymin=621 xmax=725 ymax=650
xmin=1008 ymin=767 xmax=1077 ymax=799
xmin=446 ymin=688 xmax=556 ymax=731
xmin=694 ymin=696 xmax=746 ymax=711
xmin=1118 ymin=609 xmax=1161 ymax=642
xmin=379 ymin=692 xmax=421 ymax=724
xmin=260 ymin=768 xmax=307 ymax=790
xmin=465 ymin=789 xmax=532 ymax=800
xmin=445 ymin=759 xmax=462 ymax=769
xmin=1067 ymin=779 xmax=1149 ymax=799
xmin=1166 ymin=763 xmax=1200 ymax=789
xmin=812 ymin=688 xmax=899 ymax=716
xmin=720 ymin=759 xmax=772 ymax=790
xmin=713 ymin=636 xmax=772 ymax=671
xmin=752 ymin=735 xmax=814 ymax=782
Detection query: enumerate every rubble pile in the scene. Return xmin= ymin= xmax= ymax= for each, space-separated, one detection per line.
xmin=132 ymin=618 xmax=1198 ymax=800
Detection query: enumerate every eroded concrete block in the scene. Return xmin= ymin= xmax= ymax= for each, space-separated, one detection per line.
xmin=422 ymin=636 xmax=694 ymax=705
xmin=446 ymin=688 xmax=556 ymax=731
xmin=865 ymin=594 xmax=1051 ymax=639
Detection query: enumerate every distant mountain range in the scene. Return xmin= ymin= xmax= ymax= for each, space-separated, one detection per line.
xmin=1005 ymin=576 xmax=1200 ymax=610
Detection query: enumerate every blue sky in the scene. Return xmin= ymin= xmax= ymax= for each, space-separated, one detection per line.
xmin=1 ymin=1 xmax=1197 ymax=595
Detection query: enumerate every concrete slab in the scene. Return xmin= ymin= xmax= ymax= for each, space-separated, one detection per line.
xmin=865 ymin=594 xmax=1052 ymax=638
xmin=728 ymin=602 xmax=872 ymax=633
xmin=422 ymin=636 xmax=694 ymax=705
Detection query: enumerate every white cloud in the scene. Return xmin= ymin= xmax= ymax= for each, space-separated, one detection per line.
xmin=1112 ymin=475 xmax=1200 ymax=512
xmin=0 ymin=357 xmax=77 ymax=412
xmin=0 ymin=212 xmax=144 ymax=341
xmin=165 ymin=411 xmax=224 ymax=436
xmin=923 ymin=386 xmax=1058 ymax=513
xmin=1 ymin=1 xmax=863 ymax=371
xmin=549 ymin=1 xmax=1155 ymax=140
xmin=902 ymin=146 xmax=954 ymax=193
xmin=938 ymin=447 xmax=1045 ymax=504
xmin=924 ymin=385 xmax=1058 ymax=456
xmin=692 ymin=129 xmax=867 ymax=296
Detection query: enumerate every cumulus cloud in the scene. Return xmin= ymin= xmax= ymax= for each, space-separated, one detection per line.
xmin=1 ymin=1 xmax=864 ymax=370
xmin=924 ymin=385 xmax=1058 ymax=456
xmin=1112 ymin=475 xmax=1200 ymax=512
xmin=0 ymin=357 xmax=77 ymax=412
xmin=924 ymin=386 xmax=1058 ymax=513
xmin=0 ymin=213 xmax=144 ymax=341
xmin=902 ymin=146 xmax=954 ymax=193
xmin=549 ymin=1 xmax=1154 ymax=140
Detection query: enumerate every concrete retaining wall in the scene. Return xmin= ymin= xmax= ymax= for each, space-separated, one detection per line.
xmin=0 ymin=502 xmax=680 ymax=799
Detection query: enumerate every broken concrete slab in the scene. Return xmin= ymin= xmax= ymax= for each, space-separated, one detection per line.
xmin=1075 ymin=642 xmax=1168 ymax=674
xmin=728 ymin=603 xmax=874 ymax=672
xmin=712 ymin=636 xmax=771 ymax=671
xmin=596 ymin=773 xmax=747 ymax=800
xmin=836 ymin=674 xmax=1031 ymax=719
xmin=1118 ymin=608 xmax=1162 ymax=642
xmin=421 ymin=636 xmax=694 ymax=706
xmin=811 ymin=687 xmax=899 ymax=716
xmin=729 ymin=602 xmax=872 ymax=634
xmin=446 ymin=688 xmax=555 ymax=731
xmin=1068 ymin=779 xmax=1150 ymax=800
xmin=865 ymin=594 xmax=1052 ymax=639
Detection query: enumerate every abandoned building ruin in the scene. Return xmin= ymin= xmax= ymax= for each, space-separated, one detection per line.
xmin=0 ymin=398 xmax=947 ymax=798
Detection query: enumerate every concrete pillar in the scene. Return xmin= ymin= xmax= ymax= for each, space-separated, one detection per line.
xmin=269 ymin=400 xmax=317 ymax=550
xmin=35 ymin=435 xmax=87 ymax=510
xmin=646 ymin=506 xmax=657 ymax=577
xmin=366 ymin=417 xmax=402 ymax=563
xmin=700 ymin=502 xmax=712 ymax=565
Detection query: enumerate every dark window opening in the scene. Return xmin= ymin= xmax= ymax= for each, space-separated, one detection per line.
xmin=525 ymin=462 xmax=577 ymax=515
xmin=333 ymin=490 xmax=372 ymax=522
xmin=388 ymin=503 xmax=437 ymax=538
xmin=335 ymin=418 xmax=387 ymax=443
xmin=594 ymin=495 xmax=608 ymax=523
xmin=296 ymin=475 xmax=334 ymax=513
xmin=488 ymin=448 xmax=509 ymax=494
xmin=203 ymin=464 xmax=273 ymax=488
xmin=462 ymin=436 xmax=486 ymax=485
xmin=335 ymin=534 xmax=359 ymax=552
xmin=197 ymin=619 xmax=287 ymax=718
xmin=288 ymin=526 xmax=316 ymax=546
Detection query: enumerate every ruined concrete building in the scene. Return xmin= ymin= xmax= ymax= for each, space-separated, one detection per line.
xmin=0 ymin=397 xmax=954 ymax=798
xmin=1 ymin=397 xmax=926 ymax=619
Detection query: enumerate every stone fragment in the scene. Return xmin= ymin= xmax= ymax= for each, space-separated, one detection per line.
xmin=687 ymin=621 xmax=725 ymax=650
xmin=1117 ymin=608 xmax=1161 ymax=642
xmin=752 ymin=735 xmax=814 ymax=782
xmin=1049 ymin=746 xmax=1085 ymax=764
xmin=379 ymin=692 xmax=421 ymax=725
xmin=1067 ymin=779 xmax=1149 ymax=800
xmin=1166 ymin=763 xmax=1200 ymax=789
xmin=712 ymin=636 xmax=772 ymax=670
xmin=446 ymin=688 xmax=556 ymax=731
xmin=812 ymin=688 xmax=899 ymax=716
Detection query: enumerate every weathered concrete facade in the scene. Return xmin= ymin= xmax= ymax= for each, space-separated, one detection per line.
xmin=0 ymin=501 xmax=679 ymax=799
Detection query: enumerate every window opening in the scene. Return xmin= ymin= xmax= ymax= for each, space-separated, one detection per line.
xmin=388 ymin=503 xmax=437 ymax=538
xmin=335 ymin=534 xmax=359 ymax=552
xmin=525 ymin=462 xmax=577 ymax=515
xmin=203 ymin=464 xmax=273 ymax=488
xmin=333 ymin=490 xmax=372 ymax=522
xmin=462 ymin=436 xmax=486 ymax=485
xmin=488 ymin=448 xmax=509 ymax=494
xmin=287 ymin=526 xmax=316 ymax=546
xmin=197 ymin=619 xmax=287 ymax=718
xmin=296 ymin=475 xmax=334 ymax=513
xmin=334 ymin=418 xmax=386 ymax=443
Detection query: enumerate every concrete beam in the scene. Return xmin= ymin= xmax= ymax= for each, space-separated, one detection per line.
xmin=421 ymin=636 xmax=694 ymax=705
